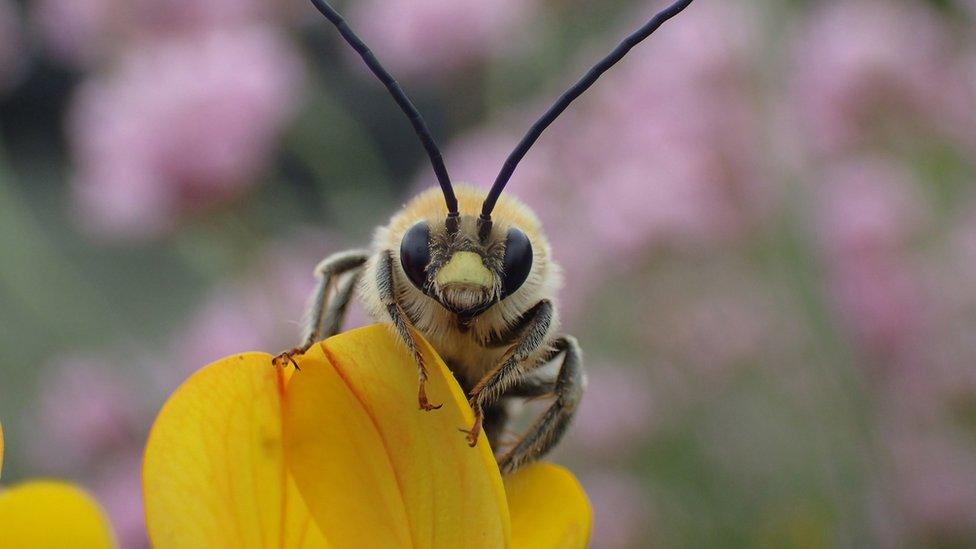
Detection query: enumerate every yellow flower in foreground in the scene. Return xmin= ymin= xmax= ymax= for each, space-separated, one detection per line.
xmin=144 ymin=324 xmax=591 ymax=548
xmin=0 ymin=422 xmax=116 ymax=548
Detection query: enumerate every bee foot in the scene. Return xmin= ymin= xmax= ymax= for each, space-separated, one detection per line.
xmin=418 ymin=385 xmax=442 ymax=411
xmin=458 ymin=418 xmax=482 ymax=447
xmin=272 ymin=347 xmax=305 ymax=370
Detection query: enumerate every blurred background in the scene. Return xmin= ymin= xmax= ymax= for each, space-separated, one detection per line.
xmin=0 ymin=0 xmax=974 ymax=546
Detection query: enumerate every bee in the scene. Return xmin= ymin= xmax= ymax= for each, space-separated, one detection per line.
xmin=276 ymin=0 xmax=695 ymax=474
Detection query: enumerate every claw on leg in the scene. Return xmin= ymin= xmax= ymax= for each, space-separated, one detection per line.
xmin=272 ymin=346 xmax=306 ymax=370
xmin=417 ymin=381 xmax=442 ymax=411
xmin=459 ymin=403 xmax=483 ymax=447
xmin=415 ymin=363 xmax=442 ymax=411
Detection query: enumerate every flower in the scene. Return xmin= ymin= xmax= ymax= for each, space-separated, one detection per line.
xmin=30 ymin=0 xmax=271 ymax=68
xmin=143 ymin=324 xmax=591 ymax=547
xmin=24 ymin=354 xmax=153 ymax=547
xmin=0 ymin=422 xmax=117 ymax=547
xmin=92 ymin=454 xmax=148 ymax=549
xmin=568 ymin=362 xmax=657 ymax=458
xmin=31 ymin=356 xmax=144 ymax=471
xmin=789 ymin=0 xmax=965 ymax=159
xmin=67 ymin=25 xmax=305 ymax=240
xmin=813 ymin=157 xmax=930 ymax=359
xmin=348 ymin=0 xmax=538 ymax=81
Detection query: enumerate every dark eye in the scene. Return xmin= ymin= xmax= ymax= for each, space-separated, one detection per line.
xmin=502 ymin=228 xmax=533 ymax=297
xmin=400 ymin=222 xmax=431 ymax=290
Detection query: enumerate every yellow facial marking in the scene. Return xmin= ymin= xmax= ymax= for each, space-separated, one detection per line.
xmin=435 ymin=251 xmax=493 ymax=289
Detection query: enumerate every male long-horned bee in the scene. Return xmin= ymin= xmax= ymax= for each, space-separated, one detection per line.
xmin=275 ymin=0 xmax=695 ymax=474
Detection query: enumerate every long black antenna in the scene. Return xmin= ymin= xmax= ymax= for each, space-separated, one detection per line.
xmin=481 ymin=0 xmax=695 ymax=221
xmin=309 ymin=0 xmax=458 ymax=217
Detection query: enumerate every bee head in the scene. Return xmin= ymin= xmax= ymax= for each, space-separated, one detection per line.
xmin=399 ymin=215 xmax=532 ymax=317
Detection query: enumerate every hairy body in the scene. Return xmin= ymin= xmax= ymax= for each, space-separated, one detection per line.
xmin=281 ymin=186 xmax=585 ymax=474
xmin=361 ymin=187 xmax=561 ymax=388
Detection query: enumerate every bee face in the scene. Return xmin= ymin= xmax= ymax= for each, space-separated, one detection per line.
xmin=399 ymin=215 xmax=533 ymax=316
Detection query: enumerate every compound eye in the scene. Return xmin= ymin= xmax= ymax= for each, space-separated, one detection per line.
xmin=502 ymin=228 xmax=533 ymax=297
xmin=400 ymin=222 xmax=431 ymax=290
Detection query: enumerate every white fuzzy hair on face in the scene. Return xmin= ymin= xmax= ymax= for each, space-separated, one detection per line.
xmin=356 ymin=185 xmax=563 ymax=387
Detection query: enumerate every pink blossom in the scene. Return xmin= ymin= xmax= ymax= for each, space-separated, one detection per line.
xmin=173 ymin=286 xmax=280 ymax=374
xmin=558 ymin=0 xmax=767 ymax=253
xmin=31 ymin=0 xmax=269 ymax=67
xmin=815 ymin=158 xmax=928 ymax=258
xmin=633 ymin=261 xmax=806 ymax=397
xmin=790 ymin=0 xmax=965 ymax=158
xmin=132 ymin=0 xmax=270 ymax=34
xmin=664 ymin=279 xmax=789 ymax=376
xmin=814 ymin=157 xmax=931 ymax=358
xmin=828 ymin=258 xmax=927 ymax=360
xmin=29 ymin=356 xmax=144 ymax=472
xmin=348 ymin=0 xmax=538 ymax=80
xmin=67 ymin=26 xmax=305 ymax=240
xmin=567 ymin=362 xmax=657 ymax=458
xmin=92 ymin=452 xmax=148 ymax=549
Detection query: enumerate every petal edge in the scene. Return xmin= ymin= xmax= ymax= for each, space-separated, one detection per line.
xmin=506 ymin=463 xmax=592 ymax=549
xmin=0 ymin=480 xmax=116 ymax=548
xmin=143 ymin=352 xmax=326 ymax=548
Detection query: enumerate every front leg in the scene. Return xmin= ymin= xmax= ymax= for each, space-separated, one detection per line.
xmin=302 ymin=249 xmax=370 ymax=345
xmin=319 ymin=268 xmax=363 ymax=339
xmin=273 ymin=249 xmax=368 ymax=368
xmin=462 ymin=300 xmax=554 ymax=446
xmin=377 ymin=251 xmax=442 ymax=411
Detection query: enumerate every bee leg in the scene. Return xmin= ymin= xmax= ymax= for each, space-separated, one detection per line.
xmin=482 ymin=402 xmax=509 ymax=451
xmin=302 ymin=250 xmax=370 ymax=344
xmin=320 ymin=268 xmax=364 ymax=339
xmin=378 ymin=251 xmax=442 ymax=411
xmin=497 ymin=335 xmax=584 ymax=475
xmin=463 ymin=300 xmax=554 ymax=447
xmin=273 ymin=250 xmax=368 ymax=368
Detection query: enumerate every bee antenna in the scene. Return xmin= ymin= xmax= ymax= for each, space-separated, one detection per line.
xmin=308 ymin=0 xmax=458 ymax=217
xmin=480 ymin=0 xmax=695 ymax=221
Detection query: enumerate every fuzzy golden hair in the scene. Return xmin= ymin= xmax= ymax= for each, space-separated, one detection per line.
xmin=358 ymin=185 xmax=562 ymax=385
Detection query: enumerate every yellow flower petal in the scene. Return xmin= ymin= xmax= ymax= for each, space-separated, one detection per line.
xmin=283 ymin=325 xmax=510 ymax=548
xmin=506 ymin=463 xmax=593 ymax=549
xmin=0 ymin=481 xmax=116 ymax=548
xmin=143 ymin=352 xmax=327 ymax=548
